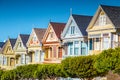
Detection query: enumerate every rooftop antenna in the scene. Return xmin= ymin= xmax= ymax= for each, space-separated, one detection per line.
xmin=70 ymin=8 xmax=72 ymax=15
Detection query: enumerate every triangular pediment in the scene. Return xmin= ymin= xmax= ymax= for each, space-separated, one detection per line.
xmin=42 ymin=24 xmax=59 ymax=43
xmin=3 ymin=39 xmax=14 ymax=54
xmin=27 ymin=29 xmax=40 ymax=47
xmin=87 ymin=6 xmax=115 ymax=31
xmin=61 ymin=15 xmax=82 ymax=39
xmin=14 ymin=36 xmax=25 ymax=51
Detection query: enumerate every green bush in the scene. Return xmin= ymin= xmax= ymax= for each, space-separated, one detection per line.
xmin=94 ymin=48 xmax=120 ymax=74
xmin=1 ymin=47 xmax=120 ymax=80
xmin=15 ymin=64 xmax=38 ymax=79
xmin=1 ymin=70 xmax=16 ymax=80
xmin=0 ymin=70 xmax=3 ymax=80
xmin=34 ymin=64 xmax=66 ymax=79
xmin=62 ymin=55 xmax=101 ymax=79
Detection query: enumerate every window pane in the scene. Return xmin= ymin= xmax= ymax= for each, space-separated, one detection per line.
xmin=75 ymin=41 xmax=79 ymax=44
xmin=71 ymin=26 xmax=75 ymax=34
xmin=89 ymin=39 xmax=92 ymax=50
xmin=69 ymin=43 xmax=73 ymax=55
xmin=35 ymin=50 xmax=39 ymax=62
xmin=103 ymin=37 xmax=109 ymax=49
xmin=81 ymin=47 xmax=86 ymax=55
xmin=26 ymin=55 xmax=30 ymax=64
xmin=70 ymin=48 xmax=73 ymax=55
xmin=74 ymin=48 xmax=79 ymax=55
xmin=21 ymin=54 xmax=25 ymax=64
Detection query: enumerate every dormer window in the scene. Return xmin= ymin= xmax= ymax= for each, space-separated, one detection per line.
xmin=99 ymin=12 xmax=106 ymax=26
xmin=71 ymin=26 xmax=75 ymax=34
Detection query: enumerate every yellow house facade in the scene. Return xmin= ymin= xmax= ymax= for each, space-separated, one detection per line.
xmin=0 ymin=42 xmax=5 ymax=67
xmin=1 ymin=38 xmax=16 ymax=70
xmin=86 ymin=5 xmax=120 ymax=55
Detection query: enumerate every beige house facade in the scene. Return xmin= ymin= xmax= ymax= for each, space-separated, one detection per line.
xmin=26 ymin=28 xmax=46 ymax=64
xmin=86 ymin=5 xmax=120 ymax=55
xmin=13 ymin=34 xmax=29 ymax=67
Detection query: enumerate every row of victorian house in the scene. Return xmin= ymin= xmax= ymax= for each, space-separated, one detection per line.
xmin=0 ymin=5 xmax=120 ymax=70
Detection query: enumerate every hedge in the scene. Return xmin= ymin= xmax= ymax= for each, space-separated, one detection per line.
xmin=0 ymin=47 xmax=120 ymax=80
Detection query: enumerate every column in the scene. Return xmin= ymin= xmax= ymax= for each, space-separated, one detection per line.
xmin=73 ymin=41 xmax=74 ymax=56
xmin=8 ymin=57 xmax=10 ymax=66
xmin=109 ymin=33 xmax=112 ymax=48
xmin=100 ymin=38 xmax=102 ymax=51
xmin=88 ymin=39 xmax=90 ymax=55
xmin=79 ymin=41 xmax=81 ymax=55
xmin=92 ymin=38 xmax=94 ymax=51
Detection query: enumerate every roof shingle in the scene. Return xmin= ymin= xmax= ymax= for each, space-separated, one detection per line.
xmin=0 ymin=42 xmax=5 ymax=48
xmin=50 ymin=22 xmax=66 ymax=39
xmin=20 ymin=34 xmax=29 ymax=47
xmin=9 ymin=38 xmax=17 ymax=48
xmin=34 ymin=28 xmax=46 ymax=41
xmin=101 ymin=5 xmax=120 ymax=28
xmin=72 ymin=14 xmax=92 ymax=36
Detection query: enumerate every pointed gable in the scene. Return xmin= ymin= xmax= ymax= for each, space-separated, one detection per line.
xmin=87 ymin=5 xmax=120 ymax=31
xmin=50 ymin=22 xmax=66 ymax=39
xmin=62 ymin=14 xmax=92 ymax=39
xmin=2 ymin=38 xmax=16 ymax=54
xmin=72 ymin=14 xmax=92 ymax=36
xmin=42 ymin=22 xmax=65 ymax=43
xmin=101 ymin=5 xmax=120 ymax=28
xmin=27 ymin=28 xmax=46 ymax=47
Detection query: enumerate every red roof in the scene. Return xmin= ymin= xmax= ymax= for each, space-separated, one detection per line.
xmin=33 ymin=28 xmax=46 ymax=41
xmin=50 ymin=22 xmax=66 ymax=39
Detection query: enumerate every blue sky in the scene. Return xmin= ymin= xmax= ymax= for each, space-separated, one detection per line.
xmin=0 ymin=0 xmax=120 ymax=41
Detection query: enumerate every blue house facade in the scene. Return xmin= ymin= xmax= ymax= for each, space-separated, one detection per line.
xmin=61 ymin=14 xmax=92 ymax=58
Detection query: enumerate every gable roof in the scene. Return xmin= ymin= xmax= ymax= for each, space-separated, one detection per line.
xmin=0 ymin=42 xmax=5 ymax=48
xmin=9 ymin=38 xmax=17 ymax=48
xmin=20 ymin=34 xmax=29 ymax=47
xmin=33 ymin=28 xmax=46 ymax=41
xmin=72 ymin=14 xmax=92 ymax=36
xmin=50 ymin=22 xmax=66 ymax=39
xmin=101 ymin=5 xmax=120 ymax=28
